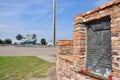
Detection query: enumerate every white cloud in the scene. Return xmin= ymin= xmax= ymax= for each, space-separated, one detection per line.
xmin=0 ymin=0 xmax=75 ymax=41
xmin=95 ymin=0 xmax=111 ymax=7
xmin=0 ymin=0 xmax=51 ymax=16
xmin=0 ymin=23 xmax=9 ymax=29
xmin=0 ymin=0 xmax=75 ymax=20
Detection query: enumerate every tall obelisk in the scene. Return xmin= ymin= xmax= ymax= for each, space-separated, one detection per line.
xmin=52 ymin=0 xmax=56 ymax=46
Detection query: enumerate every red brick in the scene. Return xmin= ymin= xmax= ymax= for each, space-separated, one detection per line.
xmin=57 ymin=40 xmax=73 ymax=46
xmin=90 ymin=7 xmax=101 ymax=14
xmin=100 ymin=3 xmax=108 ymax=9
xmin=111 ymin=17 xmax=120 ymax=23
xmin=117 ymin=57 xmax=120 ymax=61
xmin=112 ymin=72 xmax=119 ymax=77
xmin=80 ymin=49 xmax=85 ymax=53
xmin=113 ymin=62 xmax=119 ymax=67
xmin=112 ymin=57 xmax=115 ymax=61
xmin=107 ymin=1 xmax=113 ymax=6
xmin=111 ymin=13 xmax=117 ymax=18
xmin=111 ymin=27 xmax=120 ymax=32
xmin=111 ymin=22 xmax=120 ymax=27
xmin=113 ymin=68 xmax=120 ymax=73
xmin=112 ymin=51 xmax=119 ymax=55
xmin=111 ymin=41 xmax=119 ymax=46
xmin=113 ymin=0 xmax=120 ymax=4
xmin=112 ymin=46 xmax=120 ymax=50
xmin=111 ymin=32 xmax=119 ymax=37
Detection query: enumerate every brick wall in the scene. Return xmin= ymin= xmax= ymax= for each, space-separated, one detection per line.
xmin=57 ymin=40 xmax=73 ymax=55
xmin=57 ymin=0 xmax=120 ymax=80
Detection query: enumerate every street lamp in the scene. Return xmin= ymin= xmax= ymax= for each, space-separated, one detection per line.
xmin=52 ymin=0 xmax=56 ymax=46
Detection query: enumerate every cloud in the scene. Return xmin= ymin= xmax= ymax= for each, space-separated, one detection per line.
xmin=0 ymin=23 xmax=8 ymax=28
xmin=0 ymin=0 xmax=75 ymax=20
xmin=95 ymin=0 xmax=111 ymax=7
xmin=0 ymin=1 xmax=50 ymax=16
xmin=0 ymin=0 xmax=76 ymax=41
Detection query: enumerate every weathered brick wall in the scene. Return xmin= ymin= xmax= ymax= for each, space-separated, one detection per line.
xmin=111 ymin=2 xmax=120 ymax=79
xmin=56 ymin=55 xmax=98 ymax=80
xmin=73 ymin=24 xmax=86 ymax=55
xmin=57 ymin=40 xmax=73 ymax=55
xmin=57 ymin=0 xmax=120 ymax=80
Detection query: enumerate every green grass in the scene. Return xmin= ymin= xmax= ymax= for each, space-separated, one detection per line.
xmin=0 ymin=56 xmax=54 ymax=80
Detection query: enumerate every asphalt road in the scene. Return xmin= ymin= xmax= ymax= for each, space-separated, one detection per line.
xmin=0 ymin=46 xmax=57 ymax=63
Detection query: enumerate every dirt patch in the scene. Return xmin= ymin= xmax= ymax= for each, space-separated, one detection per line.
xmin=47 ymin=66 xmax=57 ymax=80
xmin=28 ymin=66 xmax=56 ymax=80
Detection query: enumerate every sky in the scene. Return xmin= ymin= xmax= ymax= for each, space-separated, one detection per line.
xmin=0 ymin=0 xmax=111 ymax=42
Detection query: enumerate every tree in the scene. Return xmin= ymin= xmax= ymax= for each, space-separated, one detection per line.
xmin=4 ymin=39 xmax=12 ymax=44
xmin=0 ymin=39 xmax=2 ymax=44
xmin=9 ymin=39 xmax=12 ymax=44
xmin=40 ymin=38 xmax=47 ymax=45
xmin=5 ymin=39 xmax=9 ymax=44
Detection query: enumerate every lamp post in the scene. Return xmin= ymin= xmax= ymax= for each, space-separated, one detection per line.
xmin=52 ymin=0 xmax=56 ymax=46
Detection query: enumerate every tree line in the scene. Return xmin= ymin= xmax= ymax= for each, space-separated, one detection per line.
xmin=0 ymin=39 xmax=12 ymax=44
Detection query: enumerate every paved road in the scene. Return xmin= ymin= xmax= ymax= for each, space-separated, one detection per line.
xmin=0 ymin=46 xmax=57 ymax=63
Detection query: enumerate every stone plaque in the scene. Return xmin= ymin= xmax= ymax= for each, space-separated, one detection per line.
xmin=86 ymin=17 xmax=112 ymax=75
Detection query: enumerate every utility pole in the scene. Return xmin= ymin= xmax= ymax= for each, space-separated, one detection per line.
xmin=52 ymin=0 xmax=56 ymax=46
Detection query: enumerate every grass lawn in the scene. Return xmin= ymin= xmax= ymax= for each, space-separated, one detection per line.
xmin=0 ymin=56 xmax=54 ymax=80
